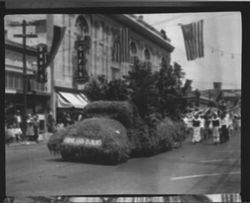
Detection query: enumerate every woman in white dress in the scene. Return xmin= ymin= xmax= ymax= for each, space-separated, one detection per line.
xmin=192 ymin=113 xmax=202 ymax=144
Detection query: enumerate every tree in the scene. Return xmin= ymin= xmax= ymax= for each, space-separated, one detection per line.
xmin=83 ymin=56 xmax=187 ymax=121
xmin=124 ymin=59 xmax=157 ymax=120
xmin=106 ymin=79 xmax=130 ymax=101
xmin=154 ymin=59 xmax=186 ymax=120
xmin=83 ymin=75 xmax=108 ymax=101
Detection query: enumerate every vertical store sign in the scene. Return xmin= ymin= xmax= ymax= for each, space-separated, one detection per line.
xmin=77 ymin=42 xmax=84 ymax=78
xmin=75 ymin=37 xmax=90 ymax=83
xmin=36 ymin=43 xmax=48 ymax=83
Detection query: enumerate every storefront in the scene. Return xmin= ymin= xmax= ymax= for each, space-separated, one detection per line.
xmin=54 ymin=86 xmax=89 ymax=123
xmin=5 ymin=90 xmax=50 ymax=133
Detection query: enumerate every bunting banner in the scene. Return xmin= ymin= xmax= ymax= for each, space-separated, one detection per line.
xmin=120 ymin=27 xmax=129 ymax=62
xmin=46 ymin=25 xmax=66 ymax=68
xmin=181 ymin=20 xmax=204 ymax=61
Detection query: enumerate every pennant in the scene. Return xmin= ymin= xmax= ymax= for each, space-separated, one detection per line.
xmin=181 ymin=20 xmax=204 ymax=61
xmin=46 ymin=25 xmax=66 ymax=67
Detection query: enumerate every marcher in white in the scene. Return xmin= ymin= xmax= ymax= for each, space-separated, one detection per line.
xmin=212 ymin=112 xmax=220 ymax=144
xmin=192 ymin=113 xmax=202 ymax=144
xmin=220 ymin=112 xmax=230 ymax=143
xmin=199 ymin=112 xmax=205 ymax=141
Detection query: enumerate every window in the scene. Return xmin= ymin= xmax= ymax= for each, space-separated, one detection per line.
xmin=129 ymin=42 xmax=137 ymax=64
xmin=129 ymin=42 xmax=137 ymax=55
xmin=75 ymin=15 xmax=89 ymax=39
xmin=14 ymin=73 xmax=18 ymax=88
xmin=111 ymin=67 xmax=120 ymax=80
xmin=9 ymin=72 xmax=14 ymax=89
xmin=144 ymin=49 xmax=151 ymax=61
xmin=5 ymin=72 xmax=23 ymax=90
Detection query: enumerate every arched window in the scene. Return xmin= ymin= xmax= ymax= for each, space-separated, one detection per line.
xmin=129 ymin=42 xmax=137 ymax=56
xmin=129 ymin=42 xmax=138 ymax=64
xmin=144 ymin=48 xmax=151 ymax=61
xmin=161 ymin=56 xmax=166 ymax=66
xmin=75 ymin=16 xmax=89 ymax=39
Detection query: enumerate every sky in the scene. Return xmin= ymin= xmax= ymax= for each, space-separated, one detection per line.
xmin=141 ymin=12 xmax=242 ymax=90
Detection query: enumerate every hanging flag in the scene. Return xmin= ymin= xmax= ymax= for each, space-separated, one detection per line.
xmin=46 ymin=25 xmax=66 ymax=68
xmin=119 ymin=27 xmax=129 ymax=62
xmin=181 ymin=20 xmax=204 ymax=61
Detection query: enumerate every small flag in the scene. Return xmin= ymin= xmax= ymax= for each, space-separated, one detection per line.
xmin=181 ymin=20 xmax=204 ymax=61
xmin=46 ymin=25 xmax=66 ymax=67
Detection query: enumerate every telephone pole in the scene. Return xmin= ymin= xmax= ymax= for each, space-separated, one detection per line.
xmin=13 ymin=20 xmax=37 ymax=137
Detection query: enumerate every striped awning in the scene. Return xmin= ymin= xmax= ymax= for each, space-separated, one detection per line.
xmin=57 ymin=91 xmax=88 ymax=109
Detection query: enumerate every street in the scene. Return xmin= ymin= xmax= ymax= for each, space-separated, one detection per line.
xmin=6 ymin=133 xmax=240 ymax=197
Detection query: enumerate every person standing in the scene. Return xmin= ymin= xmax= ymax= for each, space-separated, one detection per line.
xmin=200 ymin=113 xmax=205 ymax=141
xmin=212 ymin=112 xmax=220 ymax=145
xmin=203 ymin=114 xmax=211 ymax=141
xmin=192 ymin=113 xmax=202 ymax=144
xmin=14 ymin=110 xmax=22 ymax=128
xmin=33 ymin=112 xmax=39 ymax=142
xmin=26 ymin=114 xmax=34 ymax=141
xmin=77 ymin=112 xmax=83 ymax=122
xmin=47 ymin=111 xmax=56 ymax=133
xmin=13 ymin=110 xmax=23 ymax=139
xmin=220 ymin=112 xmax=227 ymax=143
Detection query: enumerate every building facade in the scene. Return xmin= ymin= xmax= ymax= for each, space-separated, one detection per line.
xmin=5 ymin=14 xmax=174 ymax=124
xmin=47 ymin=14 xmax=174 ymax=118
xmin=5 ymin=37 xmax=50 ymax=132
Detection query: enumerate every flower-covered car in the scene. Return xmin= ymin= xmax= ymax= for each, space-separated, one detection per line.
xmin=47 ymin=101 xmax=186 ymax=164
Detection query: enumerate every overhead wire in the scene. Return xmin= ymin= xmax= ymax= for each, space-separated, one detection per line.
xmin=172 ymin=45 xmax=241 ymax=87
xmin=149 ymin=12 xmax=241 ymax=57
xmin=150 ymin=12 xmax=240 ymax=27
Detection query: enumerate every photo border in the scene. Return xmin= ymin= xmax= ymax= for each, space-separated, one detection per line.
xmin=1 ymin=1 xmax=249 ymax=202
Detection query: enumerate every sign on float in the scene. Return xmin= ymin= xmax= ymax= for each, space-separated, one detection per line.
xmin=63 ymin=137 xmax=102 ymax=147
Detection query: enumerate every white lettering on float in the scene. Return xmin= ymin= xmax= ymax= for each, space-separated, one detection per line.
xmin=63 ymin=137 xmax=102 ymax=147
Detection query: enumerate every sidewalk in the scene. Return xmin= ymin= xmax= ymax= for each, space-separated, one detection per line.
xmin=6 ymin=132 xmax=53 ymax=147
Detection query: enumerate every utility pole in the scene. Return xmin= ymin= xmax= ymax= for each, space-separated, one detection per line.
xmin=13 ymin=20 xmax=37 ymax=138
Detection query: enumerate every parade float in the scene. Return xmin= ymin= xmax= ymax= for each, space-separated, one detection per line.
xmin=47 ymin=101 xmax=186 ymax=164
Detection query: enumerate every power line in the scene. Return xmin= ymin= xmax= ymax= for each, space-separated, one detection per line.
xmin=150 ymin=12 xmax=240 ymax=27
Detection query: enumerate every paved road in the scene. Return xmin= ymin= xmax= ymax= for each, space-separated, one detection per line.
xmin=6 ymin=133 xmax=240 ymax=196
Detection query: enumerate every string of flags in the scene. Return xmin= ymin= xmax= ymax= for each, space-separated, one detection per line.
xmin=180 ymin=20 xmax=239 ymax=61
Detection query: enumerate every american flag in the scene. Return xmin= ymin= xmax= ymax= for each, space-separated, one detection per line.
xmin=181 ymin=20 xmax=204 ymax=61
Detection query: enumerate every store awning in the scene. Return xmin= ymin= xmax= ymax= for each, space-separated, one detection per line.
xmin=57 ymin=91 xmax=89 ymax=109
